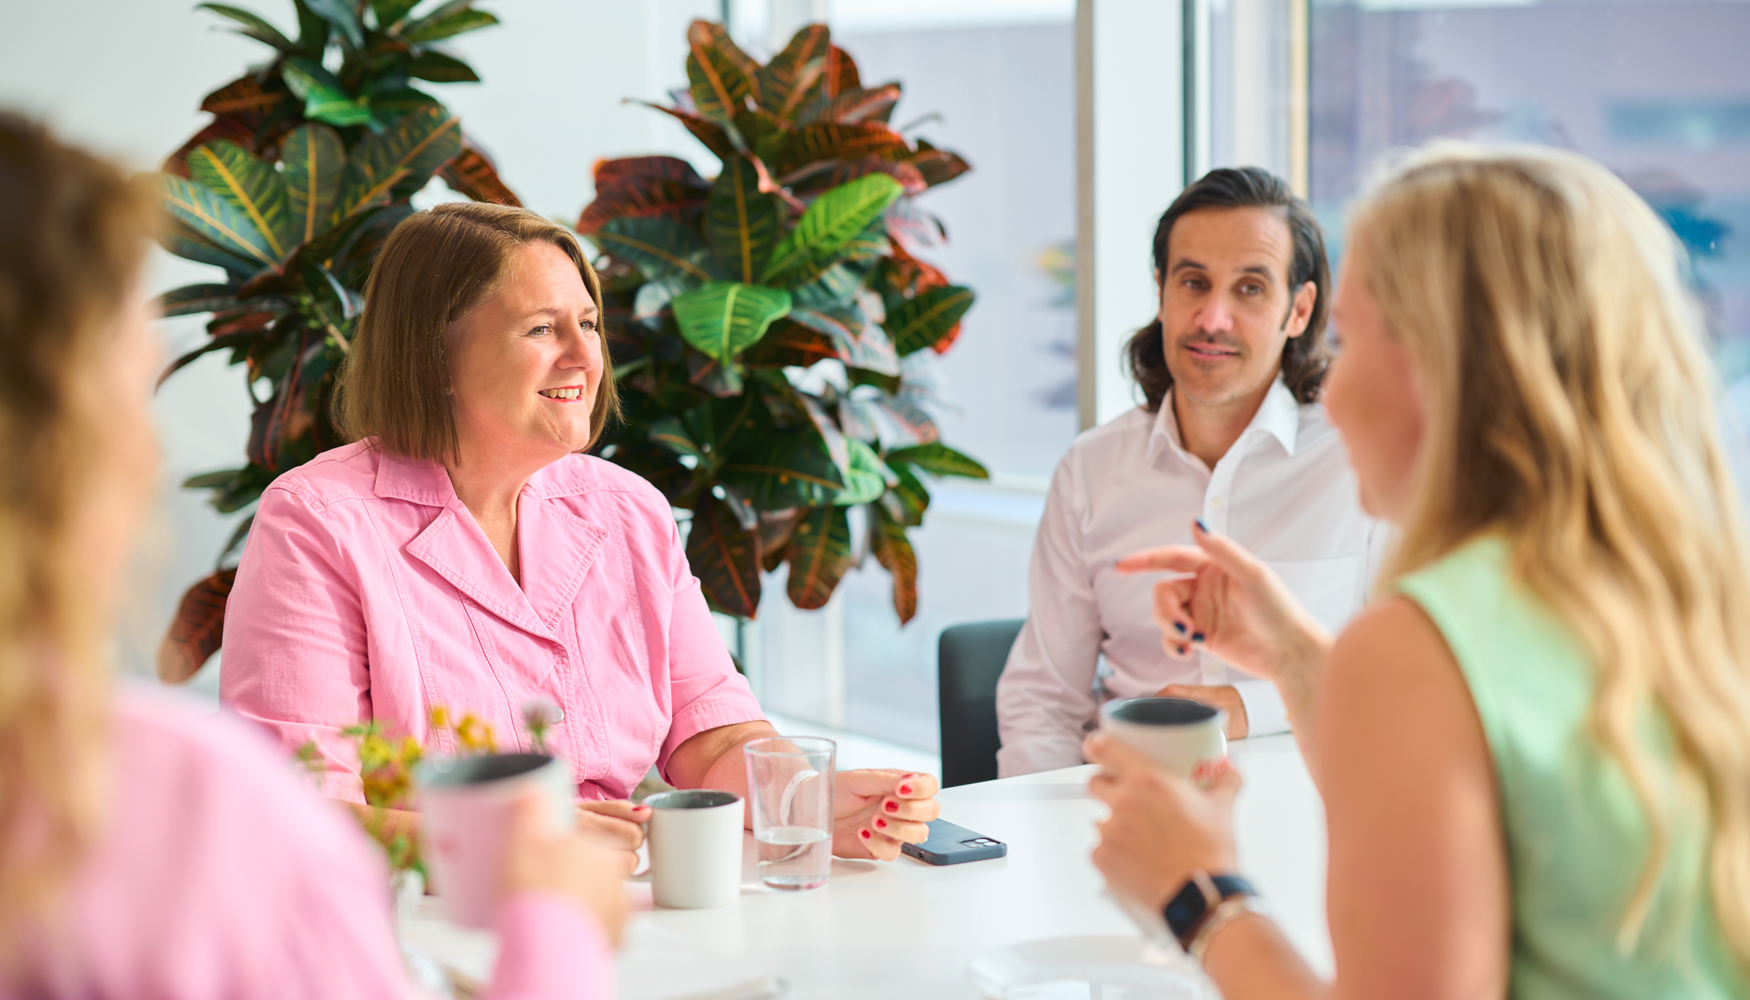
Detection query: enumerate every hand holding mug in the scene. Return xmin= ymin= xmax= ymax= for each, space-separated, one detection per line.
xmin=1085 ymin=731 xmax=1242 ymax=915
xmin=574 ymin=799 xmax=650 ymax=877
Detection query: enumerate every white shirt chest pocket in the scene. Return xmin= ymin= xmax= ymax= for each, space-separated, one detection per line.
xmin=1266 ymin=556 xmax=1366 ymax=635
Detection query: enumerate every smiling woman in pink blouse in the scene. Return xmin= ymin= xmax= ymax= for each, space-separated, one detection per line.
xmin=0 ymin=114 xmax=623 ymax=999
xmin=220 ymin=201 xmax=938 ymax=862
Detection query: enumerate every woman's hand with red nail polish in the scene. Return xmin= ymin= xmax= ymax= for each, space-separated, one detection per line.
xmin=830 ymin=769 xmax=942 ymax=860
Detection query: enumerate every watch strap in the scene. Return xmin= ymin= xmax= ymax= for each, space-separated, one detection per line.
xmin=1163 ymin=870 xmax=1257 ymax=948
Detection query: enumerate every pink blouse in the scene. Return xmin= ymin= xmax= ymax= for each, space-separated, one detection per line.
xmin=220 ymin=441 xmax=766 ymax=803
xmin=14 ymin=686 xmax=609 ymax=1000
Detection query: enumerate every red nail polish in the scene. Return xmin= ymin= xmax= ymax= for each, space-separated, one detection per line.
xmin=884 ymin=800 xmax=899 ymax=813
xmin=875 ymin=817 xmax=888 ymax=829
xmin=859 ymin=828 xmax=871 ymax=840
xmin=898 ymin=784 xmax=913 ymax=796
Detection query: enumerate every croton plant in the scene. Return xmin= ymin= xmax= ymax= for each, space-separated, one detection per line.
xmin=155 ymin=0 xmax=515 ymax=682
xmin=581 ymin=21 xmax=989 ymax=626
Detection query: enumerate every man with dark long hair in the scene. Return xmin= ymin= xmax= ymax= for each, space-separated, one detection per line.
xmin=995 ymin=167 xmax=1386 ymax=775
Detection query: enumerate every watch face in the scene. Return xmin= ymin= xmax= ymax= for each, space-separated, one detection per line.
xmin=1164 ymin=879 xmax=1208 ymax=935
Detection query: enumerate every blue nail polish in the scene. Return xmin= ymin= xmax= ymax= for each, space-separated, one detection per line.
xmin=1173 ymin=621 xmax=1187 ymax=635
xmin=1195 ymin=518 xmax=1209 ymax=533
xmin=1192 ymin=632 xmax=1205 ymax=644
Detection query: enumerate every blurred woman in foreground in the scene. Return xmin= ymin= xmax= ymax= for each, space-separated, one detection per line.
xmin=0 ymin=113 xmax=624 ymax=998
xmin=1092 ymin=144 xmax=1750 ymax=999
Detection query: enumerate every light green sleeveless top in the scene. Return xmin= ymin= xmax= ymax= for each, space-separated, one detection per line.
xmin=1396 ymin=537 xmax=1747 ymax=1000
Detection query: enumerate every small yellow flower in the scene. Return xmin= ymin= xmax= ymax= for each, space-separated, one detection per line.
xmin=429 ymin=705 xmax=451 ymax=731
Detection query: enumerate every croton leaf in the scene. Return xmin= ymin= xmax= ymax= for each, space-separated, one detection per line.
xmin=301 ymin=0 xmax=366 ymax=49
xmin=407 ymin=50 xmax=480 ymax=83
xmin=685 ymin=19 xmax=760 ymax=123
xmin=635 ymin=101 xmax=739 ymax=162
xmin=685 ymin=348 xmax=746 ymax=398
xmin=578 ymin=156 xmax=709 ymax=234
xmin=775 ymin=122 xmax=909 ymax=175
xmin=401 ymin=2 xmax=499 ymax=43
xmin=868 ymin=503 xmax=919 ymax=624
xmin=281 ymin=56 xmax=373 ymax=127
xmin=720 ymin=433 xmax=845 ymax=509
xmin=157 ymin=568 xmax=237 ymax=684
xmin=198 ymin=4 xmax=299 ymax=53
xmin=836 ymin=437 xmax=890 ymax=505
xmin=707 ymin=155 xmax=781 ymax=284
xmin=159 ymin=283 xmax=242 ymax=317
xmin=370 ymin=0 xmax=422 ymax=31
xmin=741 ymin=320 xmax=842 ymax=368
xmin=439 ymin=140 xmax=521 ymax=205
xmin=593 ymin=216 xmax=713 ymax=283
xmin=879 ymin=461 xmax=931 ymax=527
xmin=877 ymin=393 xmax=941 ymax=446
xmin=757 ymin=24 xmax=831 ymax=119
xmin=761 ymin=172 xmax=903 ymax=283
xmin=821 ymin=83 xmax=901 ymax=125
xmin=331 ymin=103 xmax=461 ymax=222
xmin=757 ymin=508 xmax=805 ymax=572
xmin=281 ymin=123 xmax=346 ymax=244
xmin=685 ymin=492 xmax=762 ymax=618
xmin=188 ymin=140 xmax=295 ymax=260
xmin=200 ymin=74 xmax=293 ymax=124
xmin=886 ymin=442 xmax=989 ymax=479
xmin=161 ymin=218 xmax=260 ymax=278
xmin=823 ymin=44 xmax=862 ymax=100
xmin=671 ymin=282 xmax=792 ymax=362
xmin=163 ymin=115 xmax=262 ymax=179
xmin=908 ymin=140 xmax=973 ymax=188
xmin=786 ymin=505 xmax=853 ymax=610
xmin=886 ymin=284 xmax=975 ymax=355
xmin=159 ymin=173 xmax=278 ymax=269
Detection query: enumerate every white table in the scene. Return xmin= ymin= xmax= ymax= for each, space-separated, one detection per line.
xmin=414 ymin=734 xmax=1329 ymax=999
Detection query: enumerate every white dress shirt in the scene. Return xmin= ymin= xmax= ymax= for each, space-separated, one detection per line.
xmin=995 ymin=380 xmax=1387 ymax=777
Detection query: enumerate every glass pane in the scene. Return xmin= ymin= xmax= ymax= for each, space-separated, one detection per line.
xmin=750 ymin=13 xmax=1077 ymax=749
xmin=1310 ymin=0 xmax=1750 ymax=374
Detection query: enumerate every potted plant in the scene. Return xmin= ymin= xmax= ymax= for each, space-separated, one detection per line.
xmin=154 ymin=0 xmax=515 ymax=682
xmin=583 ymin=20 xmax=989 ymax=625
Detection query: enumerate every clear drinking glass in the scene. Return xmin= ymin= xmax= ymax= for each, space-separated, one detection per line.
xmin=744 ymin=736 xmax=836 ymax=891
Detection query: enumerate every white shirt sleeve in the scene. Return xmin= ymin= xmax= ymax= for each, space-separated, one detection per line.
xmin=995 ymin=451 xmax=1105 ymax=777
xmin=1232 ymin=677 xmax=1290 ymax=737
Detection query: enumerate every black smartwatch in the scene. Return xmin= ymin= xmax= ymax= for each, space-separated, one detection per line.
xmin=1163 ymin=870 xmax=1257 ymax=949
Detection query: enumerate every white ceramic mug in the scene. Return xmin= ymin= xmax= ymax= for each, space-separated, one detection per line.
xmin=1099 ymin=696 xmax=1228 ymax=777
xmin=644 ymin=789 xmax=744 ymax=909
xmin=417 ymin=752 xmax=574 ymax=928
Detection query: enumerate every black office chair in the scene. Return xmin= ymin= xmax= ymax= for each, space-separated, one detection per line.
xmin=937 ymin=618 xmax=1026 ymax=788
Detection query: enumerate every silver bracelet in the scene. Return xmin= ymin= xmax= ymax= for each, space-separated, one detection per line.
xmin=1187 ymin=895 xmax=1266 ymax=963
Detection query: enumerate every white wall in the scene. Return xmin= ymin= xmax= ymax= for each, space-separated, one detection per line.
xmin=0 ymin=0 xmax=718 ymax=683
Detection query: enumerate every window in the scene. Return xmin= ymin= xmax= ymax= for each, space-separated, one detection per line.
xmin=744 ymin=1 xmax=1078 ymax=749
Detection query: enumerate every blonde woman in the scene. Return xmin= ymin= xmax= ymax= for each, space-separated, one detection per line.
xmin=1089 ymin=144 xmax=1750 ymax=999
xmin=0 ymin=114 xmax=626 ymax=997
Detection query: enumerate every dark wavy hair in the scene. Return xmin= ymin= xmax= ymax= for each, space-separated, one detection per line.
xmin=1125 ymin=167 xmax=1332 ymax=410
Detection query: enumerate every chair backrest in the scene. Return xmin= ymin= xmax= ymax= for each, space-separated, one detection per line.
xmin=937 ymin=618 xmax=1026 ymax=788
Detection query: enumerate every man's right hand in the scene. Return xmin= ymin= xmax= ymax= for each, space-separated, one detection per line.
xmin=1117 ymin=521 xmax=1333 ymax=696
xmin=504 ymin=793 xmax=631 ymax=946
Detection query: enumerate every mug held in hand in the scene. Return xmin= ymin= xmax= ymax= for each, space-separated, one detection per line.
xmin=416 ymin=752 xmax=575 ymax=929
xmin=1098 ymin=697 xmax=1228 ymax=777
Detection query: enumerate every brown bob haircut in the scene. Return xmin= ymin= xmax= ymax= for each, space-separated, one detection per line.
xmin=1126 ymin=166 xmax=1333 ymax=410
xmin=337 ymin=201 xmax=619 ymax=463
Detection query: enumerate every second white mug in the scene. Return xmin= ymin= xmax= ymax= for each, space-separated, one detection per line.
xmin=644 ymin=788 xmax=745 ymax=909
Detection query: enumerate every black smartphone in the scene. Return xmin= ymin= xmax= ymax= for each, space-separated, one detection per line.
xmin=901 ymin=819 xmax=1008 ymax=865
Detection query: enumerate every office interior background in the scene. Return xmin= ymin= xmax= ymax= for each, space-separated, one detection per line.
xmin=4 ymin=0 xmax=1746 ymax=761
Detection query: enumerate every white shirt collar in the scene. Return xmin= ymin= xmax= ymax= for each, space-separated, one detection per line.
xmin=1148 ymin=377 xmax=1302 ymax=464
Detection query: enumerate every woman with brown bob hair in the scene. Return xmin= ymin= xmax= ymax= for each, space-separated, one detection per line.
xmin=221 ymin=201 xmax=941 ymax=862
xmin=0 ymin=115 xmax=626 ymax=997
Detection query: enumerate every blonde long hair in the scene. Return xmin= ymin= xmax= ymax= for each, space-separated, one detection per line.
xmin=0 ymin=115 xmax=156 ymax=939
xmin=1355 ymin=144 xmax=1750 ymax=968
